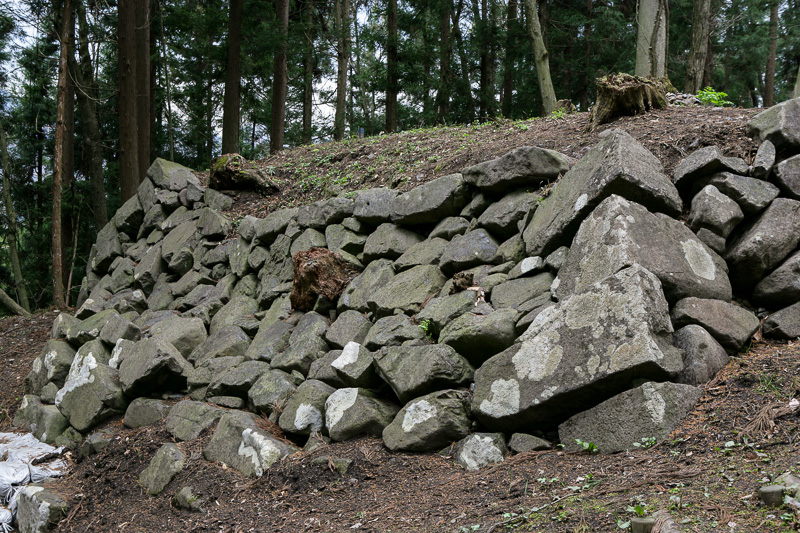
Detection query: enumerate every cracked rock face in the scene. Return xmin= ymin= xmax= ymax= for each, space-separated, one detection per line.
xmin=472 ymin=264 xmax=683 ymax=430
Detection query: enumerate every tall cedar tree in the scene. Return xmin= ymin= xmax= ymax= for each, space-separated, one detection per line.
xmin=118 ymin=0 xmax=139 ymax=202
xmin=764 ymin=1 xmax=778 ymax=107
xmin=685 ymin=0 xmax=712 ymax=93
xmin=634 ymin=0 xmax=668 ymax=78
xmin=386 ymin=0 xmax=398 ymax=132
xmin=136 ymin=1 xmax=151 ymax=181
xmin=333 ymin=0 xmax=350 ymax=140
xmin=222 ymin=0 xmax=244 ymax=154
xmin=525 ymin=0 xmax=556 ymax=115
xmin=302 ymin=0 xmax=315 ymax=144
xmin=270 ymin=0 xmax=290 ymax=153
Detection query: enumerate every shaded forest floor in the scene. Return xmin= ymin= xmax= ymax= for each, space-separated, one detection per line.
xmin=3 ymin=106 xmax=799 ymax=532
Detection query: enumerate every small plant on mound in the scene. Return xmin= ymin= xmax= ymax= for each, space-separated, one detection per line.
xmin=574 ymin=438 xmax=599 ymax=453
xmin=697 ymin=87 xmax=733 ymax=107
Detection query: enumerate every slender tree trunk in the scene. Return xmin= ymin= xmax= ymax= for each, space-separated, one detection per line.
xmin=764 ymin=1 xmax=778 ymax=107
xmin=580 ymin=0 xmax=592 ymax=111
xmin=302 ymin=0 xmax=315 ymax=144
xmin=72 ymin=0 xmax=107 ymax=228
xmin=118 ymin=0 xmax=139 ymax=203
xmin=386 ymin=0 xmax=398 ymax=132
xmin=270 ymin=0 xmax=289 ymax=153
xmin=222 ymin=0 xmax=243 ymax=154
xmin=634 ymin=0 xmax=668 ymax=78
xmin=478 ymin=0 xmax=489 ymax=120
xmin=135 ymin=0 xmax=151 ymax=180
xmin=685 ymin=0 xmax=712 ymax=93
xmin=454 ymin=18 xmax=474 ymax=120
xmin=501 ymin=0 xmax=518 ymax=117
xmin=159 ymin=2 xmax=175 ymax=160
xmin=62 ymin=63 xmax=75 ymax=293
xmin=795 ymin=62 xmax=800 ymax=98
xmin=333 ymin=0 xmax=350 ymax=140
xmin=52 ymin=0 xmax=72 ymax=310
xmin=0 ymin=118 xmax=30 ymax=312
xmin=524 ymin=0 xmax=557 ymax=115
xmin=702 ymin=31 xmax=713 ymax=88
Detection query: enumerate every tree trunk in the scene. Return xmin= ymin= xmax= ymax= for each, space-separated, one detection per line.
xmin=588 ymin=73 xmax=667 ymax=130
xmin=685 ymin=0 xmax=712 ymax=93
xmin=0 ymin=118 xmax=31 ymax=312
xmin=580 ymin=0 xmax=592 ymax=111
xmin=454 ymin=13 xmax=473 ymax=121
xmin=270 ymin=0 xmax=289 ymax=153
xmin=62 ymin=59 xmax=75 ymax=293
xmin=764 ymin=1 xmax=778 ymax=107
xmin=333 ymin=0 xmax=350 ymax=141
xmin=0 ymin=287 xmax=30 ymax=317
xmin=795 ymin=62 xmax=800 ymax=99
xmin=52 ymin=0 xmax=72 ymax=310
xmin=501 ymin=0 xmax=518 ymax=117
xmin=118 ymin=0 xmax=139 ymax=203
xmin=635 ymin=0 xmax=668 ymax=78
xmin=135 ymin=0 xmax=151 ymax=181
xmin=386 ymin=0 xmax=398 ymax=132
xmin=72 ymin=0 xmax=108 ymax=228
xmin=222 ymin=0 xmax=243 ymax=154
xmin=302 ymin=0 xmax=315 ymax=144
xmin=524 ymin=0 xmax=557 ymax=115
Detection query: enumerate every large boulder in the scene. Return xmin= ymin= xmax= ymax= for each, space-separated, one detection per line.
xmin=490 ymin=274 xmax=554 ymax=310
xmin=188 ymin=325 xmax=250 ymax=366
xmin=325 ymin=310 xmax=371 ymax=349
xmin=247 ymin=369 xmax=298 ymax=415
xmin=118 ymin=338 xmax=192 ymax=397
xmin=774 ymin=154 xmax=800 ymax=200
xmin=338 ymin=259 xmax=396 ymax=313
xmin=297 ymin=197 xmax=354 ymax=229
xmin=204 ymin=411 xmax=299 ymax=477
xmin=373 ymin=345 xmax=474 ymax=403
xmin=363 ymin=314 xmax=427 ymax=350
xmin=55 ymin=350 xmax=126 ymax=432
xmin=727 ymin=198 xmax=800 ymax=289
xmin=391 ymin=174 xmax=470 ymax=225
xmin=253 ymin=207 xmax=299 ymax=246
xmin=278 ymin=379 xmax=336 ymax=436
xmin=206 ymin=360 xmax=271 ymax=399
xmin=382 ymin=390 xmax=472 ymax=452
xmin=477 ymin=190 xmax=540 ymax=239
xmin=762 ymin=302 xmax=800 ymax=340
xmin=705 ymin=172 xmax=779 ymax=216
xmin=752 ymin=251 xmax=800 ymax=308
xmin=472 ymin=265 xmax=683 ymax=430
xmin=462 ymin=146 xmax=571 ymax=193
xmin=393 ymin=238 xmax=448 ymax=271
xmin=16 ymin=486 xmax=69 ymax=533
xmin=671 ymin=297 xmax=760 ymax=352
xmin=353 ymin=188 xmax=398 ymax=224
xmin=558 ymin=382 xmax=702 ymax=453
xmin=362 ymin=223 xmax=424 ymax=262
xmin=439 ymin=229 xmax=500 ymax=275
xmin=523 ymin=129 xmax=682 ymax=256
xmin=330 ymin=342 xmax=380 ymax=388
xmin=687 ymin=185 xmax=744 ymax=238
xmin=368 ymin=264 xmax=447 ymax=317
xmin=139 ymin=443 xmax=185 ymax=495
xmin=123 ymin=398 xmax=171 ymax=428
xmin=13 ymin=395 xmax=69 ymax=444
xmin=270 ymin=312 xmax=329 ymax=375
xmin=165 ymin=400 xmax=224 ymax=441
xmin=148 ymin=315 xmax=208 ymax=359
xmin=244 ymin=321 xmax=293 ymax=362
xmin=672 ymin=146 xmax=749 ymax=193
xmin=554 ymin=195 xmax=731 ymax=304
xmin=26 ymin=340 xmax=76 ymax=395
xmin=439 ymin=308 xmax=518 ymax=367
xmin=324 ymin=388 xmax=399 ymax=441
xmin=746 ymin=97 xmax=800 ymax=154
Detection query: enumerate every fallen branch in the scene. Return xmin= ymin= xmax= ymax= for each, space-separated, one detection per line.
xmin=0 ymin=286 xmax=30 ymax=317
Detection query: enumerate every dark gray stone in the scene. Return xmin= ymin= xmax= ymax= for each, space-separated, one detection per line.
xmin=245 ymin=320 xmax=293 ymax=362
xmin=430 ymin=217 xmax=471 ymax=239
xmin=338 ymin=259 xmax=395 ymax=313
xmin=462 ymin=146 xmax=572 ymax=193
xmin=491 ymin=273 xmax=554 ymax=310
xmin=165 ymin=400 xmax=224 ymax=441
xmin=114 ymin=195 xmax=144 ymax=239
xmin=363 ymin=314 xmax=427 ymax=350
xmin=149 ymin=315 xmax=208 ymax=358
xmin=393 ymin=238 xmax=448 ymax=271
xmin=752 ymin=140 xmax=776 ymax=179
xmin=439 ymin=229 xmax=500 ymax=275
xmin=329 ymin=342 xmax=380 ymax=388
xmin=752 ymin=251 xmax=800 ymax=308
xmin=382 ymin=390 xmax=472 ymax=452
xmin=209 ymin=294 xmax=258 ymax=335
xmin=673 ymin=324 xmax=730 ymax=385
xmin=671 ymin=297 xmax=760 ymax=352
xmin=687 ymin=185 xmax=744 ymax=238
xmin=324 ymin=388 xmax=399 ymax=441
xmin=270 ymin=312 xmax=329 ymax=375
xmin=325 ymin=224 xmax=366 ymax=256
xmin=774 ymin=154 xmax=800 ymax=199
xmin=139 ymin=443 xmax=185 ymax=495
xmin=248 ymin=369 xmax=298 ymax=415
xmin=439 ymin=308 xmax=518 ymax=367
xmin=26 ymin=340 xmax=76 ymax=394
xmin=362 ymin=223 xmax=424 ymax=262
xmin=119 ymin=338 xmax=192 ymax=397
xmin=197 ymin=208 xmax=232 ymax=239
xmin=746 ymin=97 xmax=800 ymax=154
xmin=325 ymin=310 xmax=372 ymax=349
xmin=297 ymin=197 xmax=354 ymax=229
xmin=278 ymin=379 xmax=336 ymax=436
xmin=124 ymin=398 xmax=172 ymax=428
xmin=353 ymin=187 xmax=399 ymax=224
xmin=290 ymin=228 xmax=327 ymax=257
xmin=416 ymin=291 xmax=479 ymax=336
xmin=701 ymin=172 xmax=781 ymax=217
xmin=206 ymin=360 xmax=271 ymax=398
xmin=391 ymin=174 xmax=470 ymax=225
xmin=478 ymin=191 xmax=539 ymax=239
xmin=188 ymin=325 xmax=250 ymax=366
xmin=369 ymin=264 xmax=447 ymax=317
xmin=55 ymin=353 xmax=125 ymax=432
xmin=508 ymin=433 xmax=551 ymax=453
xmin=673 ymin=146 xmax=749 ymax=192
xmin=254 ymin=207 xmax=299 ymax=246
xmin=16 ymin=485 xmax=68 ymax=533
xmin=763 ymin=302 xmax=800 ymax=339
xmin=94 ymin=223 xmax=123 ymax=272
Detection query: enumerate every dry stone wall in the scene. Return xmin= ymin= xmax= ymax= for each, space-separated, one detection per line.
xmin=14 ymin=97 xmax=800 ymax=477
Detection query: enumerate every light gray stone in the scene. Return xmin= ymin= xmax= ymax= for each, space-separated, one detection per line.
xmin=673 ymin=146 xmax=749 ymax=192
xmin=382 ymin=389 xmax=472 ymax=452
xmin=763 ymin=302 xmax=800 ymax=339
xmin=26 ymin=340 xmax=76 ymax=395
xmin=13 ymin=395 xmax=69 ymax=445
xmin=462 ymin=146 xmax=572 ymax=193
xmin=775 ymin=154 xmax=800 ymax=200
xmin=453 ymin=433 xmax=506 ymax=471
xmin=671 ymin=297 xmax=760 ymax=352
xmin=687 ymin=185 xmax=744 ymax=238
xmin=338 ymin=259 xmax=396 ymax=313
xmin=363 ymin=314 xmax=427 ymax=350
xmin=324 ymin=388 xmax=399 ymax=441
xmin=149 ymin=315 xmax=208 ymax=358
xmin=673 ymin=325 xmax=730 ymax=385
xmin=55 ymin=351 xmax=125 ymax=432
xmin=165 ymin=400 xmax=224 ymax=441
xmin=752 ymin=140 xmax=776 ymax=179
xmin=248 ymin=369 xmax=298 ymax=415
xmin=558 ymin=382 xmax=702 ymax=453
xmin=329 ymin=342 xmax=380 ymax=388
xmin=16 ymin=485 xmax=68 ymax=533
xmin=353 ymin=187 xmax=398 ymax=224
xmin=139 ymin=443 xmax=185 ymax=495
xmin=391 ymin=174 xmax=470 ymax=225
xmin=188 ymin=325 xmax=250 ymax=366
xmin=490 ymin=273 xmax=554 ymax=310
xmin=746 ymin=97 xmax=800 ymax=154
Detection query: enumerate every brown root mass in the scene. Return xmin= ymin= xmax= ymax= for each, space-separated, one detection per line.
xmin=289 ymin=247 xmax=361 ymax=311
xmin=589 ymin=73 xmax=670 ymax=130
xmin=208 ymin=153 xmax=280 ymax=195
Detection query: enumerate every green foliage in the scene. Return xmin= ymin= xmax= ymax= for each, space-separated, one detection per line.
xmin=696 ymin=87 xmax=734 ymax=107
xmin=574 ymin=439 xmax=599 ymax=453
xmin=632 ymin=436 xmax=657 ymax=449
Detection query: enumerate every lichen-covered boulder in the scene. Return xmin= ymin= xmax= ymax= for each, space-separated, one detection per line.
xmin=705 ymin=172 xmax=779 ymax=216
xmin=338 ymin=259 xmax=396 ymax=313
xmin=165 ymin=400 xmax=224 ymax=441
xmin=362 ymin=223 xmax=424 ymax=262
xmin=324 ymin=388 xmax=399 ymax=441
xmin=328 ymin=342 xmax=380 ymax=388
xmin=208 ymin=294 xmax=258 ymax=335
xmin=149 ymin=315 xmax=208 ymax=359
xmin=124 ymin=398 xmax=172 ymax=428
xmin=278 ymin=379 xmax=336 ymax=436
xmin=373 ymin=344 xmax=474 ymax=403
xmin=139 ymin=443 xmax=185 ymax=495
xmin=247 ymin=369 xmax=298 ymax=415
xmin=477 ymin=190 xmax=539 ymax=239
xmin=439 ymin=229 xmax=500 ymax=275
xmin=206 ymin=360 xmax=271 ymax=399
xmin=13 ymin=395 xmax=69 ymax=444
xmin=188 ymin=325 xmax=250 ymax=366
xmin=382 ymin=390 xmax=472 ymax=452
xmin=325 ymin=310 xmax=371 ymax=349
xmin=473 ymin=265 xmax=683 ymax=430
xmin=687 ymin=185 xmax=744 ymax=238
xmin=16 ymin=485 xmax=68 ymax=533
xmin=490 ymin=273 xmax=554 ymax=310
xmin=671 ymin=297 xmax=760 ymax=352
xmin=439 ymin=308 xmax=518 ymax=367
xmin=554 ymin=195 xmax=731 ymax=304
xmin=523 ymin=129 xmax=682 ymax=256
xmin=205 ymin=411 xmax=298 ymax=477
xmin=558 ymin=382 xmax=702 ymax=453
xmin=369 ymin=264 xmax=447 ymax=317
xmin=452 ymin=433 xmax=506 ymax=471
xmin=390 ymin=173 xmax=470 ymax=225
xmin=746 ymin=96 xmax=800 ymax=154
xmin=673 ymin=325 xmax=730 ymax=386
xmin=26 ymin=340 xmax=76 ymax=395
xmin=363 ymin=314 xmax=427 ymax=350
xmin=66 ymin=309 xmax=120 ymax=346
xmin=55 ymin=349 xmax=126 ymax=432
xmin=462 ymin=146 xmax=571 ymax=193
xmin=270 ymin=312 xmax=329 ymax=375
xmin=244 ymin=321 xmax=293 ymax=362
xmin=118 ymin=338 xmax=192 ymax=397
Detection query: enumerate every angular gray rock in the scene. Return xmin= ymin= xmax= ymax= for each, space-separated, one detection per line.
xmin=133 ymin=243 xmax=164 ymax=294
xmin=472 ymin=265 xmax=683 ymax=430
xmin=208 ymin=294 xmax=258 ymax=335
xmin=307 ymin=351 xmax=349 ymax=388
xmin=490 ymin=273 xmax=554 ymax=309
xmin=558 ymin=382 xmax=702 ymax=453
xmin=94 ymin=223 xmax=123 ymax=272
xmin=253 ymin=207 xmax=299 ymax=246
xmin=746 ymin=97 xmax=800 ymax=154
xmin=477 ymin=190 xmax=539 ymax=239
xmin=114 ymin=195 xmax=144 ymax=238
xmin=727 ymin=198 xmax=800 ymax=288
xmin=13 ymin=395 xmax=69 ymax=444
xmin=353 ymin=187 xmax=398 ymax=224
xmin=187 ymin=356 xmax=243 ymax=400
xmin=26 ymin=340 xmax=76 ymax=394
xmin=462 ymin=146 xmax=571 ymax=193
xmin=325 ymin=310 xmax=371 ymax=349
xmin=439 ymin=229 xmax=500 ymax=275
xmin=98 ymin=313 xmax=141 ymax=346
xmin=165 ymin=400 xmax=224 ymax=441
xmin=270 ymin=312 xmax=330 ymax=375
xmin=391 ymin=173 xmax=470 ymax=225
xmin=55 ymin=351 xmax=126 ymax=432
xmin=763 ymin=302 xmax=800 ymax=339
xmin=329 ymin=342 xmax=380 ymax=388
xmin=338 ymin=259 xmax=395 ymax=313
xmin=324 ymin=388 xmax=399 ymax=441
xmin=382 ymin=389 xmax=472 ymax=452
xmin=369 ymin=264 xmax=447 ymax=317
xmin=453 ymin=433 xmax=506 ymax=471
xmin=362 ymin=223 xmax=424 ymax=262
xmin=325 ymin=224 xmax=366 ymax=256
xmin=149 ymin=315 xmax=208 ymax=358
xmin=775 ymin=154 xmax=800 ymax=199
xmin=430 ymin=217 xmax=470 ymax=239
xmin=439 ymin=308 xmax=519 ymax=366
xmin=119 ymin=338 xmax=192 ymax=397
xmin=752 ymin=251 xmax=800 ymax=308
xmin=66 ymin=309 xmax=119 ymax=345
xmin=16 ymin=485 xmax=68 ymax=533
xmin=752 ymin=140 xmax=776 ymax=179
xmin=197 ymin=208 xmax=232 ymax=239
xmin=373 ymin=344 xmax=474 ymax=403
xmin=673 ymin=325 xmax=730 ymax=385
xmin=139 ymin=443 xmax=185 ymax=495
xmin=671 ymin=297 xmax=759 ymax=352
xmin=204 ymin=411 xmax=298 ymax=476
xmin=206 ymin=360 xmax=271 ymax=398
xmin=416 ymin=291 xmax=479 ymax=336
xmin=297 ymin=197 xmax=354 ymax=229
xmin=278 ymin=379 xmax=336 ymax=436
xmin=188 ymin=325 xmax=250 ymax=366
xmin=393 ymin=238 xmax=448 ymax=271
xmin=244 ymin=321 xmax=293 ymax=362
xmin=673 ymin=146 xmax=749 ymax=192
xmin=363 ymin=314 xmax=427 ymax=350
xmin=508 ymin=433 xmax=551 ymax=453
xmin=290 ymin=228 xmax=327 ymax=257
xmin=554 ymin=195 xmax=732 ymax=304
xmin=523 ymin=129 xmax=682 ymax=256
xmin=124 ymin=398 xmax=172 ymax=428
xmin=687 ymin=185 xmax=744 ymax=238
xmin=247 ymin=369 xmax=298 ymax=415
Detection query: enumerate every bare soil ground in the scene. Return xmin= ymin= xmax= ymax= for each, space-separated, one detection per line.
xmin=2 ymin=107 xmax=798 ymax=533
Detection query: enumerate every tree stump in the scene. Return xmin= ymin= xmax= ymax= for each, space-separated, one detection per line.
xmin=290 ymin=248 xmax=361 ymax=311
xmin=209 ymin=153 xmax=280 ymax=195
xmin=588 ymin=73 xmax=670 ymax=131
